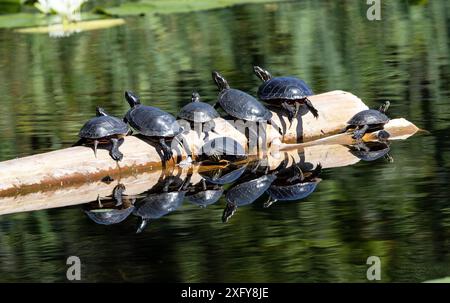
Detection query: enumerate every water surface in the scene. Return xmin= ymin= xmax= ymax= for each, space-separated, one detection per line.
xmin=0 ymin=0 xmax=450 ymax=282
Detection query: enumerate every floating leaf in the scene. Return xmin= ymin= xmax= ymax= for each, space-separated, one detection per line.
xmin=15 ymin=18 xmax=125 ymax=35
xmin=96 ymin=0 xmax=286 ymax=16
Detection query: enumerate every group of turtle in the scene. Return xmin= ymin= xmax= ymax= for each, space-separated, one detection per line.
xmin=76 ymin=66 xmax=393 ymax=165
xmin=83 ymin=156 xmax=323 ymax=232
xmin=75 ymin=67 xmax=325 ymax=163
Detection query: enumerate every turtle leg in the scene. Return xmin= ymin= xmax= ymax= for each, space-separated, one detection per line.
xmin=352 ymin=125 xmax=369 ymax=140
xmin=109 ymin=138 xmax=123 ymax=161
xmin=112 ymin=184 xmax=125 ymax=207
xmin=341 ymin=125 xmax=353 ymax=134
xmin=222 ymin=202 xmax=237 ymax=223
xmin=281 ymin=102 xmax=296 ymax=121
xmin=264 ymin=196 xmax=277 ymax=208
xmin=292 ymin=102 xmax=301 ymax=121
xmin=304 ymin=97 xmax=319 ymax=118
xmin=287 ymin=165 xmax=304 ymax=183
xmin=159 ymin=138 xmax=173 ymax=162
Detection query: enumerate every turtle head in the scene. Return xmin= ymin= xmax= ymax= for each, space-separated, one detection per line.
xmin=96 ymin=107 xmax=108 ymax=117
xmin=191 ymin=91 xmax=201 ymax=103
xmin=379 ymin=101 xmax=390 ymax=113
xmin=125 ymin=91 xmax=141 ymax=108
xmin=212 ymin=71 xmax=230 ymax=91
xmin=221 ymin=202 xmax=237 ymax=223
xmin=253 ymin=66 xmax=272 ymax=82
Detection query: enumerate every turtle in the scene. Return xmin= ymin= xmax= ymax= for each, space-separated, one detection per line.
xmin=253 ymin=66 xmax=318 ymax=121
xmin=186 ymin=179 xmax=224 ymax=208
xmin=265 ymin=164 xmax=322 ymax=208
xmin=75 ymin=107 xmax=129 ymax=161
xmin=124 ymin=91 xmax=183 ymax=163
xmin=344 ymin=101 xmax=390 ymax=140
xmin=83 ymin=184 xmax=135 ymax=225
xmin=212 ymin=71 xmax=272 ymax=123
xmin=178 ymin=91 xmax=219 ymax=141
xmin=132 ymin=175 xmax=189 ymax=233
xmin=198 ymin=136 xmax=247 ymax=164
xmin=222 ymin=172 xmax=277 ymax=222
xmin=348 ymin=141 xmax=393 ymax=162
xmin=200 ymin=163 xmax=247 ymax=185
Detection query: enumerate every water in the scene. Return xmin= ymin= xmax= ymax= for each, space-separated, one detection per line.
xmin=0 ymin=0 xmax=450 ymax=282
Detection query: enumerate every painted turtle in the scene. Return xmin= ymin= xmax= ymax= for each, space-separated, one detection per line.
xmin=212 ymin=71 xmax=272 ymax=122
xmin=253 ymin=66 xmax=318 ymax=121
xmin=124 ymin=91 xmax=182 ymax=163
xmin=265 ymin=164 xmax=322 ymax=208
xmin=178 ymin=92 xmax=219 ymax=140
xmin=345 ymin=101 xmax=390 ymax=140
xmin=222 ymin=172 xmax=277 ymax=222
xmin=76 ymin=107 xmax=129 ymax=161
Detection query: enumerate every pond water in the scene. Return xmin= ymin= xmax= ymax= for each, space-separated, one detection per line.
xmin=0 ymin=0 xmax=450 ymax=282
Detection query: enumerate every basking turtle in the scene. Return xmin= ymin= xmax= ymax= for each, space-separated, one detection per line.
xmin=198 ymin=136 xmax=247 ymax=164
xmin=132 ymin=176 xmax=189 ymax=233
xmin=265 ymin=164 xmax=322 ymax=208
xmin=124 ymin=91 xmax=183 ymax=163
xmin=83 ymin=184 xmax=135 ymax=225
xmin=200 ymin=163 xmax=247 ymax=185
xmin=212 ymin=71 xmax=272 ymax=123
xmin=345 ymin=101 xmax=390 ymax=140
xmin=76 ymin=107 xmax=129 ymax=161
xmin=253 ymin=66 xmax=318 ymax=121
xmin=222 ymin=172 xmax=277 ymax=222
xmin=178 ymin=92 xmax=219 ymax=140
xmin=349 ymin=141 xmax=393 ymax=162
xmin=186 ymin=179 xmax=224 ymax=208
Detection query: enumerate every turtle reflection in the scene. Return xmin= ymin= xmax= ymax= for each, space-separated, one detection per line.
xmin=265 ymin=164 xmax=322 ymax=208
xmin=222 ymin=163 xmax=277 ymax=222
xmin=199 ymin=163 xmax=247 ymax=185
xmin=133 ymin=175 xmax=190 ymax=233
xmin=83 ymin=184 xmax=135 ymax=225
xmin=348 ymin=140 xmax=393 ymax=162
xmin=186 ymin=179 xmax=224 ymax=208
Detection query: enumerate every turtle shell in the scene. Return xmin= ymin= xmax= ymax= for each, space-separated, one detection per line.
xmin=84 ymin=207 xmax=134 ymax=225
xmin=125 ymin=105 xmax=182 ymax=137
xmin=347 ymin=109 xmax=389 ymax=126
xmin=79 ymin=115 xmax=129 ymax=139
xmin=200 ymin=137 xmax=246 ymax=159
xmin=257 ymin=77 xmax=313 ymax=101
xmin=267 ymin=181 xmax=319 ymax=202
xmin=187 ymin=188 xmax=224 ymax=207
xmin=133 ymin=191 xmax=185 ymax=219
xmin=218 ymin=88 xmax=272 ymax=122
xmin=226 ymin=174 xmax=277 ymax=206
xmin=178 ymin=101 xmax=219 ymax=123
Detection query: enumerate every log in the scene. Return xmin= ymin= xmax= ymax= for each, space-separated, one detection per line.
xmin=0 ymin=90 xmax=419 ymax=197
xmin=0 ymin=145 xmax=369 ymax=216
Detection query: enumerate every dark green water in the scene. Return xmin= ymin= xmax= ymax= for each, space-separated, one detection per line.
xmin=1 ymin=0 xmax=450 ymax=282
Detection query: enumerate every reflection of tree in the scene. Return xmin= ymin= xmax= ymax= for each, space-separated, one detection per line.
xmin=0 ymin=0 xmax=450 ymax=282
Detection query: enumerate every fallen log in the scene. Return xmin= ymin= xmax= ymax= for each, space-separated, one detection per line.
xmin=0 ymin=90 xmax=419 ymax=197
